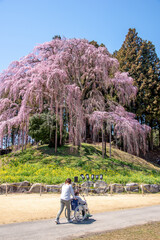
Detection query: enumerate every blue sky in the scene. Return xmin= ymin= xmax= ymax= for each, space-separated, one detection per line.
xmin=0 ymin=0 xmax=160 ymax=73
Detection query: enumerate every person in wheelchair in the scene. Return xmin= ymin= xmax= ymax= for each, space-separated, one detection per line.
xmin=74 ymin=191 xmax=92 ymax=218
xmin=74 ymin=191 xmax=86 ymax=204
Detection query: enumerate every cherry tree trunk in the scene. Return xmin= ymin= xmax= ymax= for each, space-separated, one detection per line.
xmin=55 ymin=101 xmax=58 ymax=153
xmin=24 ymin=124 xmax=28 ymax=150
xmin=102 ymin=122 xmax=106 ymax=158
xmin=17 ymin=132 xmax=20 ymax=150
xmin=150 ymin=128 xmax=153 ymax=150
xmin=109 ymin=124 xmax=111 ymax=158
xmin=55 ymin=120 xmax=58 ymax=153
xmin=5 ymin=135 xmax=8 ymax=149
xmin=59 ymin=106 xmax=63 ymax=146
xmin=159 ymin=124 xmax=160 ymax=147
xmin=11 ymin=131 xmax=15 ymax=148
xmin=21 ymin=129 xmax=24 ymax=152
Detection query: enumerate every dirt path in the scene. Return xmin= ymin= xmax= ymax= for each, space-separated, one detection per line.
xmin=0 ymin=193 xmax=160 ymax=225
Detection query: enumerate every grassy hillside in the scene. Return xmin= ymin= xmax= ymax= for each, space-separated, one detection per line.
xmin=0 ymin=143 xmax=160 ymax=184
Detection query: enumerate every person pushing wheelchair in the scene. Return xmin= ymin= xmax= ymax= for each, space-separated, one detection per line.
xmin=55 ymin=178 xmax=76 ymax=224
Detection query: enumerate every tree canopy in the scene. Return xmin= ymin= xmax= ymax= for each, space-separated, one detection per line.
xmin=0 ymin=38 xmax=150 ymax=156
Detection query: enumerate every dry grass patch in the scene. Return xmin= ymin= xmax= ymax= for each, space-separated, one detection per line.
xmin=74 ymin=221 xmax=160 ymax=240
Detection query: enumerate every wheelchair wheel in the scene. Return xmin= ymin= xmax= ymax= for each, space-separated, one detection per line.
xmin=64 ymin=207 xmax=74 ymax=220
xmin=74 ymin=205 xmax=86 ymax=222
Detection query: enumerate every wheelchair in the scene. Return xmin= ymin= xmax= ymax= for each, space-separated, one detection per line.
xmin=65 ymin=198 xmax=90 ymax=222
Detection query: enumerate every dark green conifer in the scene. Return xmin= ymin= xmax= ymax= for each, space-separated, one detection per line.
xmin=114 ymin=28 xmax=160 ymax=148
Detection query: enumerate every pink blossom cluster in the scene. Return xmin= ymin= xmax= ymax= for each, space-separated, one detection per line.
xmin=89 ymin=105 xmax=150 ymax=155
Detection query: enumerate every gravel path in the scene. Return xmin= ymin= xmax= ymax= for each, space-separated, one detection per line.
xmin=0 ymin=205 xmax=160 ymax=240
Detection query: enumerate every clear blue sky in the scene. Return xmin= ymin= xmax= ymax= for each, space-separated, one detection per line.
xmin=0 ymin=0 xmax=160 ymax=73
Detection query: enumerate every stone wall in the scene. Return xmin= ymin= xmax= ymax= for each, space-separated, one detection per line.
xmin=0 ymin=181 xmax=160 ymax=194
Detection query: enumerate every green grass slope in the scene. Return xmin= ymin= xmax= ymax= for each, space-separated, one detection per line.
xmin=0 ymin=143 xmax=160 ymax=184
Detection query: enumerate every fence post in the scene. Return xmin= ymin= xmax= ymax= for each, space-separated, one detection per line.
xmin=110 ymin=184 xmax=113 ymax=196
xmin=87 ymin=181 xmax=89 ymax=196
xmin=128 ymin=185 xmax=131 ymax=194
xmin=6 ymin=182 xmax=8 ymax=196
xmin=141 ymin=184 xmax=144 ymax=196
xmin=40 ymin=184 xmax=42 ymax=196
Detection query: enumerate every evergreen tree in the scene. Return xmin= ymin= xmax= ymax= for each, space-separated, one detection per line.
xmin=89 ymin=40 xmax=106 ymax=48
xmin=52 ymin=35 xmax=61 ymax=40
xmin=29 ymin=113 xmax=56 ymax=147
xmin=28 ymin=113 xmax=67 ymax=147
xmin=114 ymin=28 xmax=160 ymax=148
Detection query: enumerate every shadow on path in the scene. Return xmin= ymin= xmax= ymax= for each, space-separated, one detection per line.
xmin=58 ymin=218 xmax=96 ymax=225
xmin=72 ymin=218 xmax=96 ymax=225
